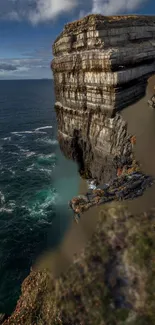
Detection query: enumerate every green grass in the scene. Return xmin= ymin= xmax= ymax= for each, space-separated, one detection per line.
xmin=3 ymin=204 xmax=155 ymax=325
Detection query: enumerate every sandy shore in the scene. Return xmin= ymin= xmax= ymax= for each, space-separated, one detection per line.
xmin=121 ymin=75 xmax=155 ymax=213
xmin=34 ymin=176 xmax=101 ymax=276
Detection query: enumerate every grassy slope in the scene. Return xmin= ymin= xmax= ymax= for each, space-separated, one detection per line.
xmin=3 ymin=203 xmax=155 ymax=325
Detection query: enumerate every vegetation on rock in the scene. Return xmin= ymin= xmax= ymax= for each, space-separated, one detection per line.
xmin=3 ymin=204 xmax=155 ymax=325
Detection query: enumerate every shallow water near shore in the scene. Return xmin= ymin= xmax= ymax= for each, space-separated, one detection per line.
xmin=34 ymin=178 xmax=99 ymax=276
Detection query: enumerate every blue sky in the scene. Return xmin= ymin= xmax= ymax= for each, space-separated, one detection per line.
xmin=0 ymin=0 xmax=154 ymax=79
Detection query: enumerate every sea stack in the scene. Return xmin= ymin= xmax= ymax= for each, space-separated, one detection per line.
xmin=51 ymin=14 xmax=155 ymax=182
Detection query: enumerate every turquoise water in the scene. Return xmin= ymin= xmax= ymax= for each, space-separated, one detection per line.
xmin=0 ymin=80 xmax=80 ymax=314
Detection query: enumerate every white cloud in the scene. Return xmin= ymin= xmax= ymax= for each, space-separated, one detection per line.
xmin=92 ymin=0 xmax=148 ymax=15
xmin=0 ymin=58 xmax=48 ymax=75
xmin=7 ymin=11 xmax=21 ymax=21
xmin=0 ymin=56 xmax=54 ymax=79
xmin=29 ymin=0 xmax=77 ymax=24
xmin=0 ymin=0 xmax=77 ymax=24
xmin=0 ymin=0 xmax=149 ymax=24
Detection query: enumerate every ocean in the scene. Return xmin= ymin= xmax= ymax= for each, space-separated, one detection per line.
xmin=0 ymin=79 xmax=80 ymax=314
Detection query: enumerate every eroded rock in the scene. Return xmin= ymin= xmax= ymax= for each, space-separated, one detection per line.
xmin=52 ymin=14 xmax=155 ymax=184
xmin=148 ymin=94 xmax=155 ymax=108
xmin=70 ymin=171 xmax=154 ymax=220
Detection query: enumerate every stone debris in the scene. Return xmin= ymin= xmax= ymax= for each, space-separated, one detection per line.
xmin=148 ymin=94 xmax=155 ymax=108
xmin=69 ymin=171 xmax=154 ymax=221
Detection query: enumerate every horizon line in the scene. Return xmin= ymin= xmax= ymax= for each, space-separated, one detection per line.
xmin=0 ymin=78 xmax=53 ymax=81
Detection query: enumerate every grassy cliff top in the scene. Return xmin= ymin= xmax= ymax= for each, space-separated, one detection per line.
xmin=53 ymin=13 xmax=155 ymax=44
xmin=65 ymin=13 xmax=155 ymax=30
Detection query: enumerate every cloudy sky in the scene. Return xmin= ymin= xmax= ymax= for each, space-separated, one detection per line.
xmin=0 ymin=0 xmax=154 ymax=79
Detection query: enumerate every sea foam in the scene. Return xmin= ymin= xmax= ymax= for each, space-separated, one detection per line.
xmin=35 ymin=126 xmax=53 ymax=131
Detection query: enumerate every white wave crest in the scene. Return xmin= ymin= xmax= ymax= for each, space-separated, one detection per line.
xmin=38 ymin=153 xmax=56 ymax=159
xmin=47 ymin=139 xmax=58 ymax=145
xmin=11 ymin=131 xmax=33 ymax=135
xmin=0 ymin=191 xmax=5 ymax=204
xmin=26 ymin=151 xmax=36 ymax=157
xmin=36 ymin=138 xmax=58 ymax=145
xmin=26 ymin=162 xmax=55 ymax=174
xmin=26 ymin=164 xmax=35 ymax=172
xmin=35 ymin=131 xmax=47 ymax=134
xmin=19 ymin=148 xmax=36 ymax=157
xmin=8 ymin=151 xmax=19 ymax=156
xmin=0 ymin=208 xmax=13 ymax=214
xmin=38 ymin=167 xmax=53 ymax=175
xmin=28 ymin=189 xmax=59 ymax=217
xmin=2 ymin=137 xmax=11 ymax=141
xmin=35 ymin=126 xmax=53 ymax=131
xmin=11 ymin=129 xmax=47 ymax=136
xmin=8 ymin=201 xmax=16 ymax=208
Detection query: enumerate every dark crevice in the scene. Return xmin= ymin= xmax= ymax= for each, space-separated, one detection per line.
xmin=71 ymin=129 xmax=85 ymax=172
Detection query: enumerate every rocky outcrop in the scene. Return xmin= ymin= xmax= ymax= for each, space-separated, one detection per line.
xmin=56 ymin=104 xmax=134 ymax=182
xmin=70 ymin=171 xmax=154 ymax=220
xmin=52 ymin=15 xmax=155 ymax=113
xmin=148 ymin=92 xmax=155 ymax=108
xmin=52 ymin=14 xmax=155 ymax=183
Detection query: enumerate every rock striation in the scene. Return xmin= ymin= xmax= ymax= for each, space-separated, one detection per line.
xmin=52 ymin=14 xmax=155 ymax=183
xmin=52 ymin=15 xmax=155 ymax=114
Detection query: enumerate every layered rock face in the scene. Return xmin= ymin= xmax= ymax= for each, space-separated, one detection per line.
xmin=55 ymin=105 xmax=133 ymax=182
xmin=52 ymin=14 xmax=155 ymax=182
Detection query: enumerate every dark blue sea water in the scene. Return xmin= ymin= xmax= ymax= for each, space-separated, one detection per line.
xmin=0 ymin=80 xmax=80 ymax=314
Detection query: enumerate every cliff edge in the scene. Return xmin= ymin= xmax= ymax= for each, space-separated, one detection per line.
xmin=52 ymin=14 xmax=155 ymax=114
xmin=52 ymin=14 xmax=155 ymax=183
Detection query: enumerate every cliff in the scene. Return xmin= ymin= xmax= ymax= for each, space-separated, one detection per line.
xmin=51 ymin=14 xmax=155 ymax=183
xmin=3 ymin=205 xmax=155 ymax=325
xmin=52 ymin=14 xmax=155 ymax=113
xmin=3 ymin=14 xmax=155 ymax=325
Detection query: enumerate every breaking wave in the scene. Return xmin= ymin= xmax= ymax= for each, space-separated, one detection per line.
xmin=36 ymin=137 xmax=58 ymax=145
xmin=0 ymin=124 xmax=59 ymax=314
xmin=0 ymin=78 xmax=80 ymax=317
xmin=2 ymin=137 xmax=11 ymax=141
xmin=35 ymin=126 xmax=53 ymax=131
xmin=0 ymin=191 xmax=5 ymax=204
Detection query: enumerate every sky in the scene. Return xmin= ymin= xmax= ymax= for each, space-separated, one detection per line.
xmin=0 ymin=0 xmax=154 ymax=79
